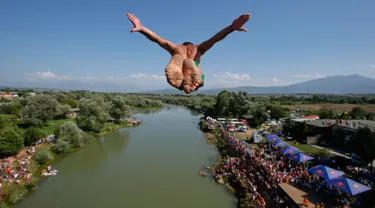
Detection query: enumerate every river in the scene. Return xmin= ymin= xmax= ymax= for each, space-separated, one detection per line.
xmin=15 ymin=106 xmax=234 ymax=208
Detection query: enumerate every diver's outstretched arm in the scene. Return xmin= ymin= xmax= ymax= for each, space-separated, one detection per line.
xmin=127 ymin=13 xmax=176 ymax=54
xmin=198 ymin=14 xmax=250 ymax=55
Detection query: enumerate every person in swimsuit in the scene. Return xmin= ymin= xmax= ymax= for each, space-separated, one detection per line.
xmin=126 ymin=13 xmax=250 ymax=94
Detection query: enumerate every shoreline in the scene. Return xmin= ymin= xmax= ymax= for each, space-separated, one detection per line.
xmin=199 ymin=119 xmax=262 ymax=208
xmin=199 ymin=120 xmax=239 ymax=193
xmin=0 ymin=117 xmax=144 ymax=207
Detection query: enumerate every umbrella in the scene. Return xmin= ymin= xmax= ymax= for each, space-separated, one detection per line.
xmin=282 ymin=146 xmax=300 ymax=155
xmin=308 ymin=165 xmax=344 ymax=180
xmin=273 ymin=140 xmax=288 ymax=148
xmin=325 ymin=176 xmax=372 ymax=196
xmin=265 ymin=134 xmax=280 ymax=142
xmin=288 ymin=152 xmax=314 ymax=163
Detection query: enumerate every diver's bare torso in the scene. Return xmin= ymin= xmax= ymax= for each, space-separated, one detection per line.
xmin=172 ymin=44 xmax=202 ymax=64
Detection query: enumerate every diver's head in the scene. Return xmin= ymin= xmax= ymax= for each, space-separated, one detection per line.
xmin=182 ymin=42 xmax=194 ymax=46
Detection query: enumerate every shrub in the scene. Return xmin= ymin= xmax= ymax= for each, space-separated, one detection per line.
xmin=59 ymin=121 xmax=85 ymax=148
xmin=23 ymin=127 xmax=45 ymax=146
xmin=0 ymin=126 xmax=24 ymax=157
xmin=34 ymin=149 xmax=54 ymax=164
xmin=51 ymin=140 xmax=72 ymax=155
xmin=25 ymin=177 xmax=40 ymax=191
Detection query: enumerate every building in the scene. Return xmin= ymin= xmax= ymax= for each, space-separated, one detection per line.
xmin=66 ymin=108 xmax=80 ymax=118
xmin=291 ymin=119 xmax=375 ymax=145
xmin=0 ymin=92 xmax=15 ymax=99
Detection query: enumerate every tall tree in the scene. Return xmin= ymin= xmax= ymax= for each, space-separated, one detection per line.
xmin=0 ymin=125 xmax=24 ymax=157
xmin=21 ymin=95 xmax=61 ymax=125
xmin=109 ymin=96 xmax=131 ymax=122
xmin=76 ymin=96 xmax=110 ymax=132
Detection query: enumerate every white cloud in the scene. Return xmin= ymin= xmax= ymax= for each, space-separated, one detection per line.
xmin=25 ymin=71 xmax=165 ymax=83
xmin=272 ymin=77 xmax=281 ymax=82
xmin=213 ymin=72 xmax=251 ymax=81
xmin=25 ymin=71 xmax=72 ymax=80
xmin=272 ymin=77 xmax=289 ymax=86
xmin=292 ymin=74 xmax=325 ymax=79
xmin=130 ymin=73 xmax=164 ymax=80
xmin=208 ymin=72 xmax=253 ymax=88
xmin=370 ymin=64 xmax=375 ymax=69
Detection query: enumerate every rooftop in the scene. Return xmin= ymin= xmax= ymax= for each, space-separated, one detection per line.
xmin=293 ymin=119 xmax=375 ymax=130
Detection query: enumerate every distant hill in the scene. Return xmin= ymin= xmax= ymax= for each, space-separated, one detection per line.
xmin=143 ymin=74 xmax=375 ymax=95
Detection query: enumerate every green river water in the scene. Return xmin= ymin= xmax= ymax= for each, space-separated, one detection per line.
xmin=15 ymin=106 xmax=234 ymax=208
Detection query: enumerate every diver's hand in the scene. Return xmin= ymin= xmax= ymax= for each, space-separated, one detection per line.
xmin=126 ymin=13 xmax=142 ymax=32
xmin=231 ymin=14 xmax=250 ymax=32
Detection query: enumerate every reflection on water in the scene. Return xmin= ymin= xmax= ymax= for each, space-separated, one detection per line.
xmin=15 ymin=106 xmax=234 ymax=208
xmin=59 ymin=131 xmax=130 ymax=175
xmin=102 ymin=130 xmax=130 ymax=153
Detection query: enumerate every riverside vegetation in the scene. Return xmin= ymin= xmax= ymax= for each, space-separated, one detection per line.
xmin=1 ymin=89 xmax=375 ymax=207
xmin=0 ymin=90 xmax=163 ymax=207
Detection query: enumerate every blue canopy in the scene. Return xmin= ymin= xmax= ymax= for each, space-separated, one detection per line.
xmin=265 ymin=134 xmax=280 ymax=142
xmin=288 ymin=152 xmax=314 ymax=163
xmin=325 ymin=176 xmax=372 ymax=196
xmin=308 ymin=165 xmax=344 ymax=180
xmin=273 ymin=140 xmax=288 ymax=148
xmin=282 ymin=146 xmax=300 ymax=155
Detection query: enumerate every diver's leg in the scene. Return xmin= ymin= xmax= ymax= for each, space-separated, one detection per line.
xmin=182 ymin=59 xmax=202 ymax=93
xmin=165 ymin=54 xmax=184 ymax=88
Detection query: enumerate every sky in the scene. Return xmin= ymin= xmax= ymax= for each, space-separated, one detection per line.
xmin=1 ymin=0 xmax=375 ymax=92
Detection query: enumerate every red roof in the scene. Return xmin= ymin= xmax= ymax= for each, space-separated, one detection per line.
xmin=303 ymin=115 xmax=319 ymax=119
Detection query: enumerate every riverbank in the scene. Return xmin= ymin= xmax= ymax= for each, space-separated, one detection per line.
xmin=0 ymin=117 xmax=144 ymax=207
xmin=200 ymin=119 xmax=266 ymax=208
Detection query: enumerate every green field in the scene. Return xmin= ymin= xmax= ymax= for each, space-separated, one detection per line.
xmin=282 ymin=140 xmax=324 ymax=155
xmin=43 ymin=118 xmax=74 ymax=135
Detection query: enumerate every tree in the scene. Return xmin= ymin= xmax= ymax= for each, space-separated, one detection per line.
xmin=11 ymin=102 xmax=23 ymax=115
xmin=76 ymin=96 xmax=110 ymax=132
xmin=350 ymin=107 xmax=368 ymax=119
xmin=0 ymin=126 xmax=24 ymax=157
xmin=269 ymin=105 xmax=287 ymax=120
xmin=352 ymin=127 xmax=375 ymax=165
xmin=318 ymin=107 xmax=335 ymax=119
xmin=59 ymin=121 xmax=86 ymax=148
xmin=0 ymin=103 xmax=13 ymax=114
xmin=215 ymin=91 xmax=233 ymax=117
xmin=248 ymin=105 xmax=268 ymax=127
xmin=23 ymin=127 xmax=46 ymax=146
xmin=34 ymin=149 xmax=54 ymax=164
xmin=109 ymin=96 xmax=131 ymax=122
xmin=62 ymin=98 xmax=78 ymax=108
xmin=21 ymin=95 xmax=61 ymax=125
xmin=55 ymin=104 xmax=71 ymax=119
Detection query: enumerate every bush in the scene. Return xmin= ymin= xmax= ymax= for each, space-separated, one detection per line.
xmin=59 ymin=121 xmax=85 ymax=148
xmin=34 ymin=149 xmax=54 ymax=164
xmin=0 ymin=126 xmax=24 ymax=157
xmin=23 ymin=127 xmax=45 ymax=146
xmin=51 ymin=140 xmax=72 ymax=155
xmin=0 ymin=202 xmax=10 ymax=208
xmin=25 ymin=177 xmax=40 ymax=191
xmin=83 ymin=134 xmax=96 ymax=144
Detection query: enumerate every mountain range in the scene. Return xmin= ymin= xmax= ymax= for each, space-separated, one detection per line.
xmin=142 ymin=74 xmax=375 ymax=95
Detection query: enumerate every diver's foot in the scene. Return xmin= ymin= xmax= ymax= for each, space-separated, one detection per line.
xmin=182 ymin=59 xmax=202 ymax=94
xmin=165 ymin=55 xmax=184 ymax=88
xmin=190 ymin=67 xmax=203 ymax=92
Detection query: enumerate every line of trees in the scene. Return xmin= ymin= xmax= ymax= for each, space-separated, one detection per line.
xmin=0 ymin=91 xmax=163 ymax=158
